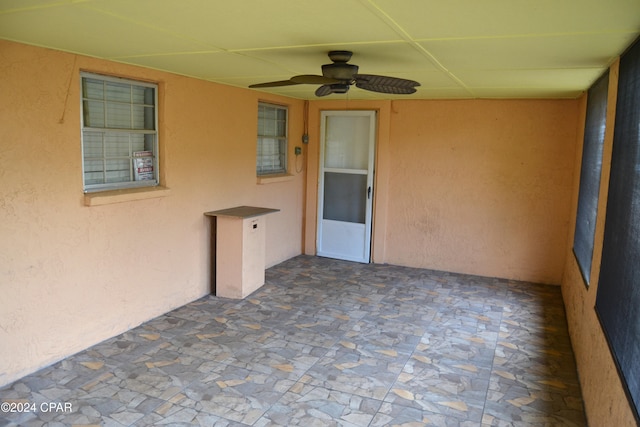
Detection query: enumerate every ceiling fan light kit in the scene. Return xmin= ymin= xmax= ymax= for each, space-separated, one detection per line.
xmin=249 ymin=50 xmax=420 ymax=97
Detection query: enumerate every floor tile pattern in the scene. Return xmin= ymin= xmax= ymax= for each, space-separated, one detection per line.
xmin=0 ymin=255 xmax=586 ymax=426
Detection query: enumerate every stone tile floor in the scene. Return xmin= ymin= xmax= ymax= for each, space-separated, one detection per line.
xmin=0 ymin=255 xmax=586 ymax=426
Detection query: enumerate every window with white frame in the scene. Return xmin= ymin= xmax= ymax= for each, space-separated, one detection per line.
xmin=81 ymin=72 xmax=159 ymax=192
xmin=257 ymin=102 xmax=287 ymax=175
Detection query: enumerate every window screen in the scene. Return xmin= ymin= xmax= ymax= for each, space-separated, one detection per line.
xmin=595 ymin=37 xmax=640 ymax=423
xmin=257 ymin=103 xmax=287 ymax=175
xmin=81 ymin=73 xmax=158 ymax=192
xmin=573 ymin=71 xmax=608 ymax=285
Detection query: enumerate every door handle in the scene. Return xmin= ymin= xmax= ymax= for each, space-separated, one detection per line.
xmin=367 ymin=186 xmax=372 ymax=199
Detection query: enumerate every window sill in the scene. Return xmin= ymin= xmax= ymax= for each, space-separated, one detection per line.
xmin=84 ymin=186 xmax=171 ymax=206
xmin=257 ymin=174 xmax=294 ymax=185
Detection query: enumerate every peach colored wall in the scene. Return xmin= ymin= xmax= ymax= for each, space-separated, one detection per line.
xmin=386 ymin=99 xmax=578 ymax=284
xmin=562 ymin=60 xmax=638 ymax=426
xmin=0 ymin=40 xmax=305 ymax=386
xmin=305 ymin=98 xmax=578 ymax=285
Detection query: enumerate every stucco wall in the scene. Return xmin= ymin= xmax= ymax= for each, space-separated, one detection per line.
xmin=561 ymin=60 xmax=638 ymax=426
xmin=304 ymin=99 xmax=579 ymax=285
xmin=385 ymin=99 xmax=578 ymax=284
xmin=0 ymin=40 xmax=305 ymax=386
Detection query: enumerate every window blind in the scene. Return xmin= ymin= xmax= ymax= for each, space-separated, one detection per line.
xmin=257 ymin=103 xmax=287 ymax=175
xmin=81 ymin=74 xmax=157 ymax=191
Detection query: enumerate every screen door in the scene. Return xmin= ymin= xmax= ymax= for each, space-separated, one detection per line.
xmin=317 ymin=110 xmax=376 ymax=263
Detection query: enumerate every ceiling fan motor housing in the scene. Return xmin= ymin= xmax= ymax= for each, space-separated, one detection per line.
xmin=322 ymin=63 xmax=359 ymax=81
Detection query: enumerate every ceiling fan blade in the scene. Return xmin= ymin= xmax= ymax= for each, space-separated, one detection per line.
xmin=355 ymin=74 xmax=420 ymax=88
xmin=250 ymin=75 xmax=342 ymax=89
xmin=290 ymin=75 xmax=341 ymax=85
xmin=315 ymin=85 xmax=333 ymax=97
xmin=249 ymin=79 xmax=301 ymax=88
xmin=355 ymin=82 xmax=418 ymax=94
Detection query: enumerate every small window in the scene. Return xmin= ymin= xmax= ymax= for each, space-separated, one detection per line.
xmin=257 ymin=102 xmax=287 ymax=176
xmin=81 ymin=72 xmax=159 ymax=192
xmin=573 ymin=71 xmax=608 ymax=285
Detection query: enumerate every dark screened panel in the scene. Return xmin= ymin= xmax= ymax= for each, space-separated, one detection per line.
xmin=323 ymin=172 xmax=367 ymax=224
xmin=595 ymin=37 xmax=640 ymax=423
xmin=573 ymin=71 xmax=608 ymax=285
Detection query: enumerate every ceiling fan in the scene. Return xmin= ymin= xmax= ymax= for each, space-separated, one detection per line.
xmin=249 ymin=50 xmax=420 ymax=97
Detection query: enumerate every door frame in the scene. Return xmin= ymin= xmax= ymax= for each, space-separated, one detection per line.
xmin=303 ymin=102 xmax=392 ymax=264
xmin=316 ymin=110 xmax=377 ymax=263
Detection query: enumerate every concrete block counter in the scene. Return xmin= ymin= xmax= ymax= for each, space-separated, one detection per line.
xmin=204 ymin=206 xmax=279 ymax=299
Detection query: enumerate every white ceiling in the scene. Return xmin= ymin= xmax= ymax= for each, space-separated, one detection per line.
xmin=1 ymin=0 xmax=639 ymax=100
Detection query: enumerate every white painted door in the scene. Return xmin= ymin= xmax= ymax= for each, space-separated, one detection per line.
xmin=317 ymin=110 xmax=376 ymax=263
